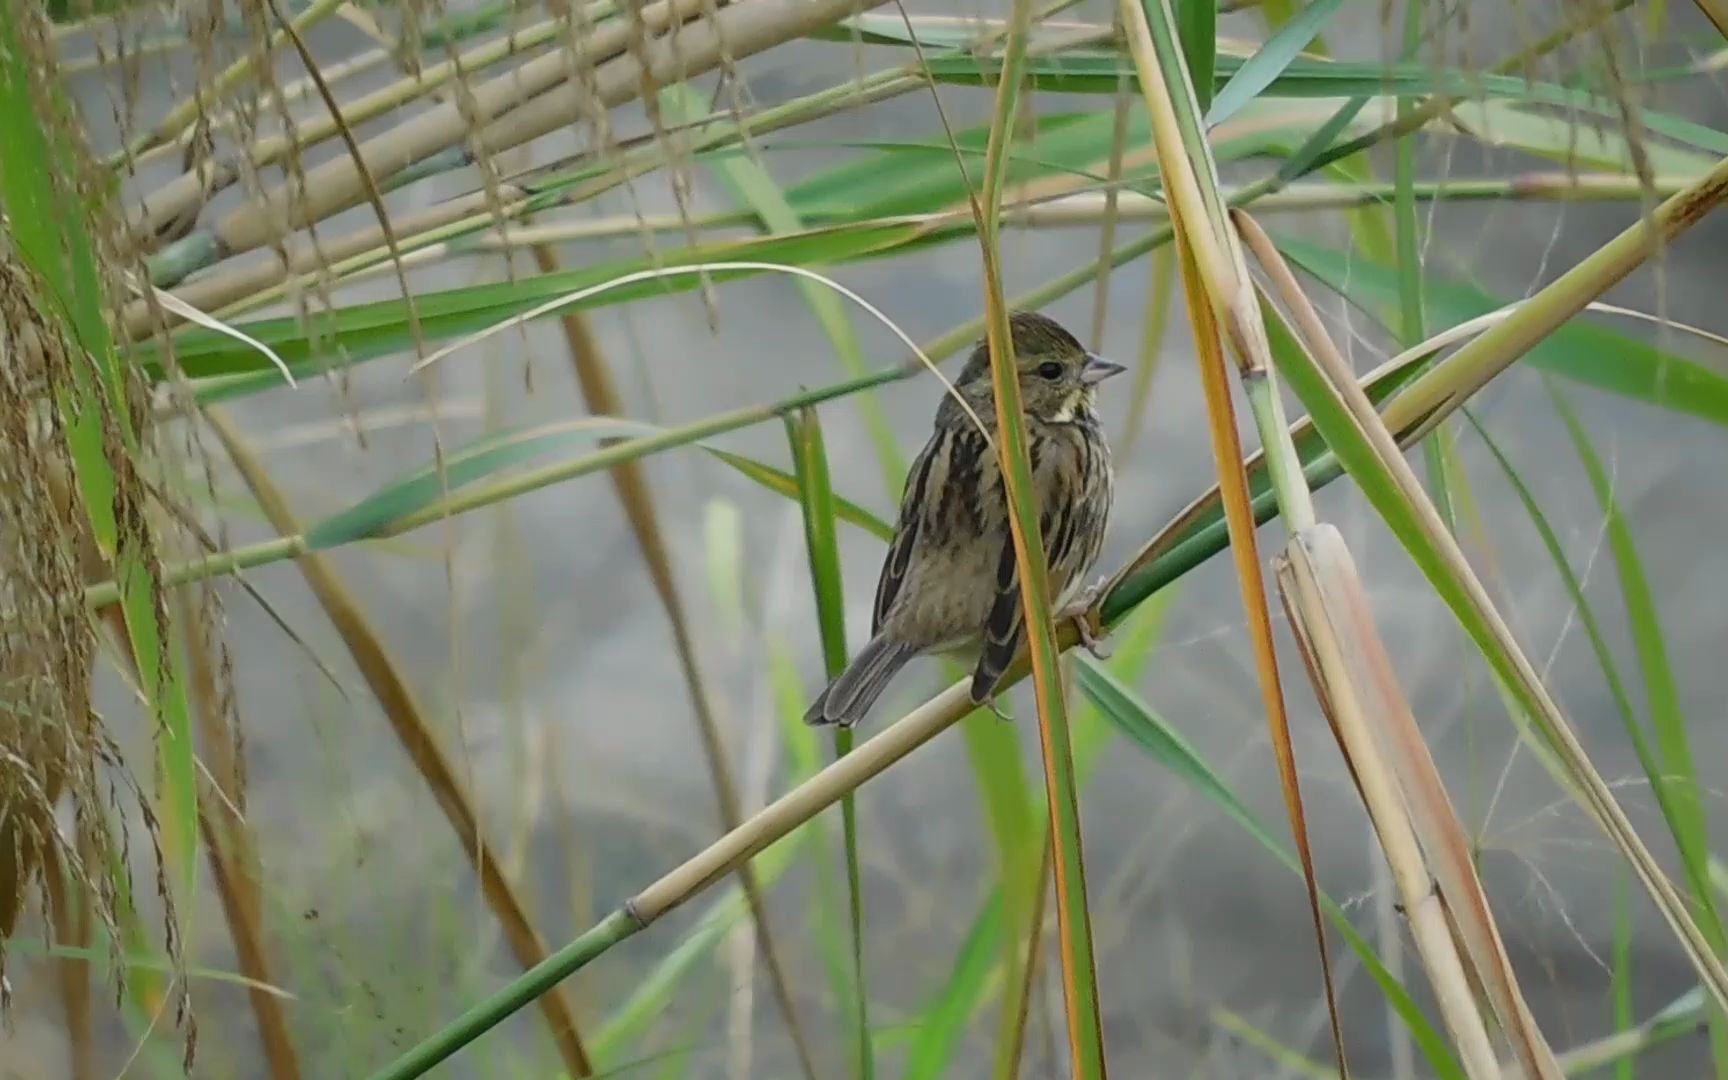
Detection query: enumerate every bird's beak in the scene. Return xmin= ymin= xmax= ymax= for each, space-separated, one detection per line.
xmin=1079 ymin=353 xmax=1127 ymax=384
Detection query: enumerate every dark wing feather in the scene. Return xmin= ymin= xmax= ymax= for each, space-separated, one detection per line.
xmin=970 ymin=530 xmax=1026 ymax=702
xmin=871 ymin=429 xmax=945 ymax=636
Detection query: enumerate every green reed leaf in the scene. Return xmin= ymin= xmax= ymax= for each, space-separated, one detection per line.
xmin=1176 ymin=0 xmax=1216 ymax=112
xmin=1208 ymin=0 xmax=1344 ymax=127
xmin=785 ymin=408 xmax=874 ymax=1080
xmin=953 ymin=685 xmax=1039 ymax=1075
xmin=706 ymin=448 xmax=893 ymax=540
xmin=1549 ymin=387 xmax=1724 ymax=947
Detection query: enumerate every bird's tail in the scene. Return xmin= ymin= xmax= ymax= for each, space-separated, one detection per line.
xmin=804 ymin=635 xmax=917 ymax=727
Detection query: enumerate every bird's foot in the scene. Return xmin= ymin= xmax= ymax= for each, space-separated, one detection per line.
xmin=979 ymin=694 xmax=1014 ymax=722
xmin=1058 ymin=577 xmax=1112 ymax=660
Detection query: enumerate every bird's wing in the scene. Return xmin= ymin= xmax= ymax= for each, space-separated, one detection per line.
xmin=871 ymin=430 xmax=944 ymax=636
xmin=971 ymin=523 xmax=1032 ymax=702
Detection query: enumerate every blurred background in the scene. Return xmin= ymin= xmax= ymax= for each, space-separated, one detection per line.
xmin=4 ymin=0 xmax=1728 ymax=1076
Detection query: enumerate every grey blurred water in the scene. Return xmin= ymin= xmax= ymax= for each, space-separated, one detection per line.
xmin=6 ymin=2 xmax=1728 ymax=1077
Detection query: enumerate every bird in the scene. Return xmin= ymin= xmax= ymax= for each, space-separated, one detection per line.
xmin=804 ymin=310 xmax=1125 ymax=728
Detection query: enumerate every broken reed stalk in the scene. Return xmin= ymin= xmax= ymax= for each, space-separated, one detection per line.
xmin=1240 ymin=211 xmax=1564 ymax=1078
xmin=1275 ymin=530 xmax=1503 ymax=1078
xmin=1233 ymin=186 xmax=1728 ymax=1014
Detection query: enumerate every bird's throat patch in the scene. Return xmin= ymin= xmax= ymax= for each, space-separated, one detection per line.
xmin=1049 ymin=387 xmax=1085 ymax=424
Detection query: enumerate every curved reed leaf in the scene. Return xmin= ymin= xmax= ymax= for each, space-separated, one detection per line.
xmin=706 ymin=448 xmax=893 ymax=540
xmin=87 ymin=328 xmax=1437 ymax=619
xmin=1464 ymin=406 xmax=1728 ymax=1065
xmin=304 ymin=418 xmax=662 ymax=549
xmin=1553 ymin=987 xmax=1710 ymax=1076
xmin=1279 ymin=238 xmax=1728 ymax=429
xmin=304 ymin=416 xmax=889 ymax=551
xmin=167 ymin=108 xmax=1339 ymax=400
xmin=1459 ymin=409 xmax=1669 ymax=841
xmin=6 ymin=937 xmax=295 ymax=997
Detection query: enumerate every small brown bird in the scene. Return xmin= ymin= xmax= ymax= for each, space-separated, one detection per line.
xmin=805 ymin=310 xmax=1124 ymax=728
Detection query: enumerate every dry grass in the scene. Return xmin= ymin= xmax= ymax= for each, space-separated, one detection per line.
xmin=0 ymin=252 xmax=135 ymax=1014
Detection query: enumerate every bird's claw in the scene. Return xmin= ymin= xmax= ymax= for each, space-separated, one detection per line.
xmin=1059 ymin=577 xmax=1112 ymax=660
xmin=1075 ymin=615 xmax=1111 ymax=660
xmin=981 ymin=695 xmax=1014 ymax=722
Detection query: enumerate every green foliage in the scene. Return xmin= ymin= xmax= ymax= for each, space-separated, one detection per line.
xmin=26 ymin=2 xmax=1728 ymax=1076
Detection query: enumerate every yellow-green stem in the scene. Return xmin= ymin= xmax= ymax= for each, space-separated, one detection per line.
xmin=972 ymin=0 xmax=1108 ymax=1074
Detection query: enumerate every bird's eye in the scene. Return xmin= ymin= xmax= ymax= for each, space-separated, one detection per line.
xmin=1037 ymin=361 xmax=1064 ymax=380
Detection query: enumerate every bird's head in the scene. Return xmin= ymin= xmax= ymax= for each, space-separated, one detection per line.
xmin=953 ymin=311 xmax=1126 ymax=426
